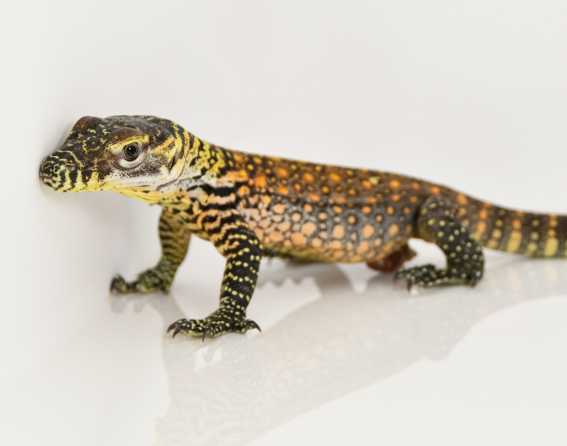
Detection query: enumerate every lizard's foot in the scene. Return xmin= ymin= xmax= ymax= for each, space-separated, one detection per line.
xmin=394 ymin=264 xmax=482 ymax=290
xmin=110 ymin=268 xmax=172 ymax=295
xmin=167 ymin=311 xmax=261 ymax=339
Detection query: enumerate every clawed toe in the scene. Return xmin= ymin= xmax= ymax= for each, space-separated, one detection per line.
xmin=167 ymin=316 xmax=261 ymax=339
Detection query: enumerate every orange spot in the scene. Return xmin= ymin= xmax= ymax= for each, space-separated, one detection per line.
xmin=362 ymin=180 xmax=373 ymax=190
xmin=308 ymin=192 xmax=321 ymax=202
xmin=329 ymin=173 xmax=342 ymax=183
xmin=291 ymin=233 xmax=306 ymax=246
xmin=387 ymin=206 xmax=395 ymax=215
xmin=333 ymin=225 xmax=345 ymax=239
xmin=291 ymin=212 xmax=302 ymax=222
xmin=254 ymin=175 xmax=267 ymax=188
xmin=303 ymin=172 xmax=315 ymax=183
xmin=311 ymin=238 xmax=323 ymax=248
xmin=333 ymin=206 xmax=343 ymax=214
xmin=304 ymin=204 xmax=313 ymax=213
xmin=457 ymin=194 xmax=468 ymax=205
xmin=430 ymin=186 xmax=441 ymax=195
xmin=391 ymin=194 xmax=401 ymax=202
xmin=362 ymin=206 xmax=372 ymax=215
xmin=276 ymin=167 xmax=289 ymax=178
xmin=357 ymin=242 xmax=370 ymax=255
xmin=273 ymin=203 xmax=286 ymax=214
xmin=238 ymin=186 xmax=250 ymax=197
xmin=269 ymin=231 xmax=283 ymax=243
xmin=278 ymin=221 xmax=291 ymax=232
xmin=362 ymin=225 xmax=375 ymax=238
xmin=388 ymin=225 xmax=400 ymax=237
xmin=389 ymin=179 xmax=401 ymax=189
xmin=318 ymin=212 xmax=328 ymax=221
xmin=479 ymin=208 xmax=489 ymax=220
xmin=330 ymin=240 xmax=343 ymax=250
xmin=512 ymin=219 xmax=522 ymax=230
xmin=302 ymin=222 xmax=317 ymax=237
xmin=375 ymin=214 xmax=384 ymax=223
xmin=411 ymin=182 xmax=421 ymax=190
xmin=277 ymin=185 xmax=289 ymax=195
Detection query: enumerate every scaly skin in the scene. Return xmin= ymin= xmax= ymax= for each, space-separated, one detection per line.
xmin=39 ymin=115 xmax=567 ymax=338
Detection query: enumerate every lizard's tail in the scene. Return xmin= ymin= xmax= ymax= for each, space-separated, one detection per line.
xmin=450 ymin=192 xmax=567 ymax=258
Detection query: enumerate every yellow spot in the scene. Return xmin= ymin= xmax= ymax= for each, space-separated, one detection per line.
xmin=544 ymin=238 xmax=559 ymax=257
xmin=506 ymin=231 xmax=522 ymax=252
xmin=512 ymin=219 xmax=522 ymax=230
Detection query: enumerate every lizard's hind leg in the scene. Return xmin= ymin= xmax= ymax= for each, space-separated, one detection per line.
xmin=395 ymin=196 xmax=484 ymax=289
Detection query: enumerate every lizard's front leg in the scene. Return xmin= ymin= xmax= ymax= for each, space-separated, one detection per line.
xmin=167 ymin=216 xmax=262 ymax=339
xmin=111 ymin=208 xmax=191 ymax=294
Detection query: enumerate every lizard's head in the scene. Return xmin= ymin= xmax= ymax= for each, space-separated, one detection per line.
xmin=39 ymin=115 xmax=190 ymax=194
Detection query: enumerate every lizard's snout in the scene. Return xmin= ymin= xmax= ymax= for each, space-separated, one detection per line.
xmin=39 ymin=152 xmax=82 ymax=192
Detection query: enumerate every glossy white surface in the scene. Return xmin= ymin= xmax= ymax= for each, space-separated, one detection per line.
xmin=2 ymin=1 xmax=567 ymax=445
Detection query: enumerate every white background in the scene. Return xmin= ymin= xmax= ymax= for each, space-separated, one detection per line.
xmin=1 ymin=1 xmax=567 ymax=445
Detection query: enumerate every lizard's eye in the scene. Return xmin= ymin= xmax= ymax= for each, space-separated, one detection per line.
xmin=123 ymin=143 xmax=141 ymax=161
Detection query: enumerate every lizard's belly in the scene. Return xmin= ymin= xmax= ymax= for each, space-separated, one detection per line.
xmin=240 ymin=197 xmax=413 ymax=263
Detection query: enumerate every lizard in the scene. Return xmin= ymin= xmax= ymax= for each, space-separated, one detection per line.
xmin=38 ymin=115 xmax=567 ymax=339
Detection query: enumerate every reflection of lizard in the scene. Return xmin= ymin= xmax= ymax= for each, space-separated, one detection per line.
xmin=39 ymin=115 xmax=567 ymax=338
